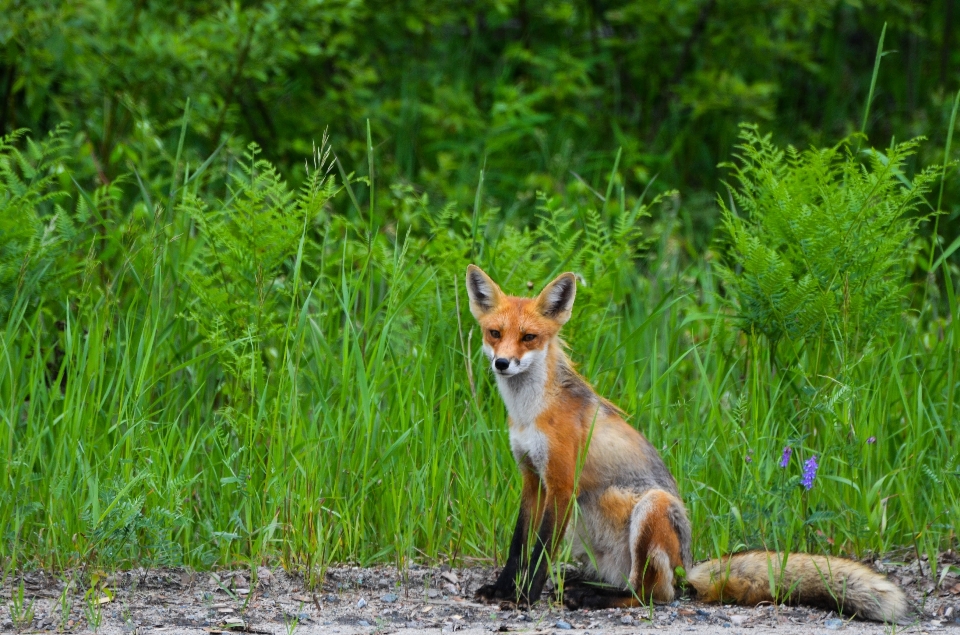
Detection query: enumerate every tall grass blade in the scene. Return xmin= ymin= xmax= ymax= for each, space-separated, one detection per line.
xmin=859 ymin=23 xmax=887 ymax=144
xmin=928 ymin=89 xmax=960 ymax=270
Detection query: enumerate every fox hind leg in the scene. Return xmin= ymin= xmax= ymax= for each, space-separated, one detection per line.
xmin=562 ymin=489 xmax=689 ymax=609
xmin=628 ymin=489 xmax=688 ymax=604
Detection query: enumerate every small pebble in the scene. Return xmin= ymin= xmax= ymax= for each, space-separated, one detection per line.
xmin=441 ymin=571 xmax=460 ymax=585
xmin=556 ymin=619 xmax=572 ymax=629
xmin=427 ymin=589 xmax=440 ymax=598
xmin=257 ymin=566 xmax=274 ymax=586
xmin=357 ymin=598 xmax=367 ymax=608
xmin=620 ymin=616 xmax=634 ymax=624
xmin=824 ymin=618 xmax=844 ymax=630
xmin=382 ymin=593 xmax=398 ymax=603
xmin=358 ymin=619 xmax=370 ymax=627
xmin=722 ymin=622 xmax=731 ymax=628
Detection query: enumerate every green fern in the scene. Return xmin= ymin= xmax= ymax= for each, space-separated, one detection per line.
xmin=183 ymin=142 xmax=334 ymax=374
xmin=0 ymin=126 xmax=72 ymax=320
xmin=717 ymin=124 xmax=938 ymax=354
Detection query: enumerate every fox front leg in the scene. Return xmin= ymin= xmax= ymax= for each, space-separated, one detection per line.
xmin=514 ymin=454 xmax=576 ymax=605
xmin=476 ymin=470 xmax=545 ymax=603
xmin=475 ymin=506 xmax=529 ymax=601
xmin=517 ymin=489 xmax=572 ymax=605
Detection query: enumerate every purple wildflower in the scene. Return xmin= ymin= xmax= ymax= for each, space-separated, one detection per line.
xmin=745 ymin=451 xmax=753 ymax=464
xmin=866 ymin=436 xmax=876 ymax=444
xmin=778 ymin=446 xmax=792 ymax=468
xmin=801 ymin=455 xmax=819 ymax=490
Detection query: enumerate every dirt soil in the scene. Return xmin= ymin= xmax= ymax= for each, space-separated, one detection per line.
xmin=3 ymin=552 xmax=960 ymax=635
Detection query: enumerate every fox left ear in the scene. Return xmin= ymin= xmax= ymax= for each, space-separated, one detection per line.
xmin=465 ymin=264 xmax=504 ymax=320
xmin=536 ymin=272 xmax=577 ymax=325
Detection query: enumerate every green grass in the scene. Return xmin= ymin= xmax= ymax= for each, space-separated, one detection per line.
xmin=0 ymin=121 xmax=958 ymax=587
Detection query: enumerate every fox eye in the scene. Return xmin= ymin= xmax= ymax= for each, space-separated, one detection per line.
xmin=489 ymin=329 xmax=501 ymax=339
xmin=522 ymin=333 xmax=537 ymax=342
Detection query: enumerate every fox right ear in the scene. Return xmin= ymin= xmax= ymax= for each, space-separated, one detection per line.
xmin=465 ymin=265 xmax=503 ymax=319
xmin=535 ymin=272 xmax=577 ymax=325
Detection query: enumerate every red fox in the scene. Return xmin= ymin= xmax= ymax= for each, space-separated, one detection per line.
xmin=465 ymin=265 xmax=909 ymax=623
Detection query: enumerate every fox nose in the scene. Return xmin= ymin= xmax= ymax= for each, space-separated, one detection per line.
xmin=494 ymin=358 xmax=510 ymax=371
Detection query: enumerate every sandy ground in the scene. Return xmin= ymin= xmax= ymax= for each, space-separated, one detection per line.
xmin=2 ymin=553 xmax=959 ymax=635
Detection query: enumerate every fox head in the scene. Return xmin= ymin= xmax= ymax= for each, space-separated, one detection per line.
xmin=465 ymin=264 xmax=577 ymax=378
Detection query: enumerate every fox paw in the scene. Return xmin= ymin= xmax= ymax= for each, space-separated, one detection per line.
xmin=476 ymin=584 xmax=539 ymax=608
xmin=475 ymin=583 xmax=514 ymax=602
xmin=562 ymin=587 xmax=612 ymax=610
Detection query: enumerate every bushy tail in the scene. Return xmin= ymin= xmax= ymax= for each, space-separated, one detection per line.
xmin=686 ymin=551 xmax=909 ymax=623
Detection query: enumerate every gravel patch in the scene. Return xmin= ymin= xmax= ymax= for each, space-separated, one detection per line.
xmin=2 ymin=551 xmax=959 ymax=634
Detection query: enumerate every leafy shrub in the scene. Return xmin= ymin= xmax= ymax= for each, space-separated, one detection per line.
xmin=717 ymin=124 xmax=938 ymax=354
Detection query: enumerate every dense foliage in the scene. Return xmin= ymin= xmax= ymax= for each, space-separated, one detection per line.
xmin=3 ymin=1 xmax=960 ymax=248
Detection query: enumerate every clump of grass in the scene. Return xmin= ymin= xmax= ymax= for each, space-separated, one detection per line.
xmin=8 ymin=581 xmax=35 ymax=633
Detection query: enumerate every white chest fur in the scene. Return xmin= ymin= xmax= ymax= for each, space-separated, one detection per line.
xmin=509 ymin=423 xmax=549 ymax=475
xmin=493 ymin=348 xmax=547 ymax=425
xmin=495 ymin=349 xmax=550 ymax=474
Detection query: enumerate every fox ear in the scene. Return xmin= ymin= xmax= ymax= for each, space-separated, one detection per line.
xmin=465 ymin=265 xmax=504 ymax=319
xmin=536 ymin=272 xmax=577 ymax=325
